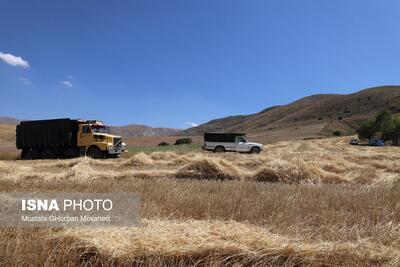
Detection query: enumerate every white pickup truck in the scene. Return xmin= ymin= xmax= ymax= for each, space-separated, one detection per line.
xmin=202 ymin=132 xmax=264 ymax=154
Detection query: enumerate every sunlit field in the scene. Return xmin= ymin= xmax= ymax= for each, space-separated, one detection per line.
xmin=1 ymin=137 xmax=399 ymax=266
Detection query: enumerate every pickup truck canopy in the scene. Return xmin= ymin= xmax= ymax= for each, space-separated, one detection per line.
xmin=204 ymin=132 xmax=246 ymax=142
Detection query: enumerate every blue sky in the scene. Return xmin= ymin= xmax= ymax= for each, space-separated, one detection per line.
xmin=1 ymin=0 xmax=400 ymax=128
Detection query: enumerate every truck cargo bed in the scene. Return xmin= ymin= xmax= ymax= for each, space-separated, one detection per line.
xmin=16 ymin=118 xmax=81 ymax=148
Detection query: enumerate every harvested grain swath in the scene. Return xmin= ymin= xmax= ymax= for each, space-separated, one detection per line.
xmin=1 ymin=220 xmax=397 ymax=266
xmin=175 ymin=158 xmax=245 ymax=181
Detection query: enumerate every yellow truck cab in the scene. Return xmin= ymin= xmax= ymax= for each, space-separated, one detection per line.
xmin=77 ymin=120 xmax=126 ymax=159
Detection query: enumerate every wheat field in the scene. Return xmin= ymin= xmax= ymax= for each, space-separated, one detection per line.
xmin=0 ymin=137 xmax=399 ymax=266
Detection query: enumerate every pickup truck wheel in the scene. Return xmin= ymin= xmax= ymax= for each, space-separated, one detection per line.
xmin=250 ymin=147 xmax=261 ymax=154
xmin=87 ymin=146 xmax=104 ymax=159
xmin=214 ymin=146 xmax=225 ymax=153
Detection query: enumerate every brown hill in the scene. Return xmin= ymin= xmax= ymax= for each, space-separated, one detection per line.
xmin=183 ymin=86 xmax=400 ymax=140
xmin=0 ymin=124 xmax=15 ymax=143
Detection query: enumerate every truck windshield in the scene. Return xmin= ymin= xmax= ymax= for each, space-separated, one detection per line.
xmin=237 ymin=136 xmax=247 ymax=143
xmin=91 ymin=126 xmax=109 ymax=134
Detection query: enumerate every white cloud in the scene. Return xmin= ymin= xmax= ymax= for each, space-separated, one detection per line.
xmin=184 ymin=122 xmax=198 ymax=127
xmin=67 ymin=74 xmax=72 ymax=79
xmin=19 ymin=77 xmax=31 ymax=85
xmin=0 ymin=52 xmax=30 ymax=68
xmin=60 ymin=80 xmax=74 ymax=88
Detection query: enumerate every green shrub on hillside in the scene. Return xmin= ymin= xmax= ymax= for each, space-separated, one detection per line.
xmin=158 ymin=142 xmax=170 ymax=146
xmin=174 ymin=138 xmax=192 ymax=145
xmin=333 ymin=131 xmax=342 ymax=136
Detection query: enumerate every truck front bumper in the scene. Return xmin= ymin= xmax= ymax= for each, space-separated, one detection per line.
xmin=107 ymin=148 xmax=124 ymax=154
xmin=107 ymin=144 xmax=126 ymax=154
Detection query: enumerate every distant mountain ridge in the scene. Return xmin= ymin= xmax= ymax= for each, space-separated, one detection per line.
xmin=0 ymin=117 xmax=20 ymax=125
xmin=110 ymin=125 xmax=181 ymax=137
xmin=182 ymin=86 xmax=400 ymax=137
xmin=0 ymin=117 xmax=181 ymax=137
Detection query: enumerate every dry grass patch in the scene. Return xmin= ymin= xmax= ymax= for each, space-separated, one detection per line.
xmin=119 ymin=152 xmax=155 ymax=167
xmin=149 ymin=151 xmax=179 ymax=160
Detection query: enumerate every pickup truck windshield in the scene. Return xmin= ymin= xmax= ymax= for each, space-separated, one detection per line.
xmin=91 ymin=125 xmax=109 ymax=134
xmin=237 ymin=136 xmax=247 ymax=143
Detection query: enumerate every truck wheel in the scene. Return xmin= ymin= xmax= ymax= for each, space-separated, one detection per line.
xmin=250 ymin=147 xmax=261 ymax=154
xmin=41 ymin=149 xmax=56 ymax=159
xmin=214 ymin=146 xmax=225 ymax=153
xmin=87 ymin=146 xmax=103 ymax=159
xmin=21 ymin=149 xmax=32 ymax=160
xmin=31 ymin=149 xmax=41 ymax=159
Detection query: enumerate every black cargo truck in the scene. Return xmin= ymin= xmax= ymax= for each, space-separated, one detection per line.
xmin=16 ymin=118 xmax=125 ymax=159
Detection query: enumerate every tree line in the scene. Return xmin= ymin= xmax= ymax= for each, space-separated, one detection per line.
xmin=357 ymin=109 xmax=400 ymax=145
